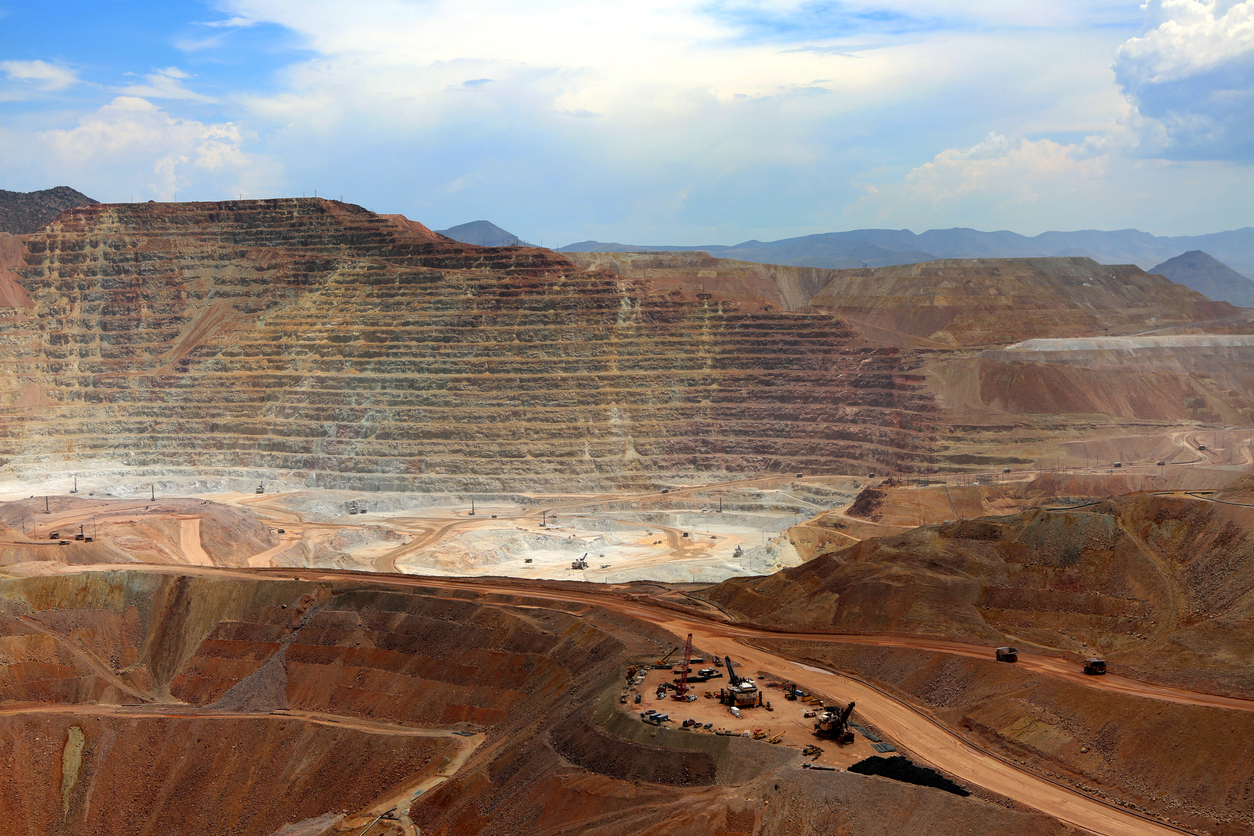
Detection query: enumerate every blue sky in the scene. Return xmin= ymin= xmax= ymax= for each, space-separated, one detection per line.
xmin=2 ymin=1 xmax=1252 ymax=243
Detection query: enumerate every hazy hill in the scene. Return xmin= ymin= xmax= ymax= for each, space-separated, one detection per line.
xmin=0 ymin=186 xmax=98 ymax=234
xmin=561 ymin=226 xmax=1254 ymax=276
xmin=435 ymin=219 xmax=528 ymax=247
xmin=1149 ymin=250 xmax=1254 ymax=307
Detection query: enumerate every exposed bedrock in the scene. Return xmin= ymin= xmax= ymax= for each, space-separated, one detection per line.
xmin=0 ymin=199 xmax=937 ymax=488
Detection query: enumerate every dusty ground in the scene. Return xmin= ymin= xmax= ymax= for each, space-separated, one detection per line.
xmin=622 ymin=664 xmax=881 ymax=768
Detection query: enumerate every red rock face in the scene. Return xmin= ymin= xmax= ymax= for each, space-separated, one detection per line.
xmin=0 ymin=198 xmax=939 ymax=487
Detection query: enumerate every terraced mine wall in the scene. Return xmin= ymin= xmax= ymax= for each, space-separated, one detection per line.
xmin=0 ymin=199 xmax=938 ymax=489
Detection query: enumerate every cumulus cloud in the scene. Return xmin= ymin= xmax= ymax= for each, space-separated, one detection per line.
xmin=18 ymin=97 xmax=276 ymax=200
xmin=1115 ymin=1 xmax=1254 ymax=160
xmin=898 ymin=132 xmax=1108 ymax=207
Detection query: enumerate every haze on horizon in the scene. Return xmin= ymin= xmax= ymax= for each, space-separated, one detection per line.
xmin=1 ymin=1 xmax=1252 ymax=246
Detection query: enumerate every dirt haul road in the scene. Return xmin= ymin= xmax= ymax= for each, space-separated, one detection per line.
xmin=55 ymin=565 xmax=1238 ymax=834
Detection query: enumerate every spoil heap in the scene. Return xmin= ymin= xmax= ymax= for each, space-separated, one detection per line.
xmin=0 ymin=199 xmax=936 ymax=488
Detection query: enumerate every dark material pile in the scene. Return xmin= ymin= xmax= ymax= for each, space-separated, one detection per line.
xmin=0 ymin=186 xmax=97 ymax=234
xmin=849 ymin=755 xmax=970 ymax=797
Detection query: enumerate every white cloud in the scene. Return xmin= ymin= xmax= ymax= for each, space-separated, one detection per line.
xmin=18 ymin=97 xmax=276 ymax=200
xmin=200 ymin=15 xmax=260 ymax=28
xmin=0 ymin=60 xmax=79 ymax=98
xmin=847 ymin=126 xmax=1254 ymax=235
xmin=1114 ymin=1 xmax=1254 ymax=160
xmin=1117 ymin=0 xmax=1254 ymax=84
xmin=118 ymin=67 xmax=216 ymax=102
xmin=898 ymin=133 xmax=1108 ymax=206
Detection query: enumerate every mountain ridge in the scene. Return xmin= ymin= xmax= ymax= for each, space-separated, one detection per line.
xmin=1149 ymin=250 xmax=1254 ymax=307
xmin=558 ymin=226 xmax=1254 ymax=276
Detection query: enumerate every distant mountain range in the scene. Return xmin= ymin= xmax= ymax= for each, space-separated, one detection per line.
xmin=0 ymin=186 xmax=98 ymax=234
xmin=437 ymin=219 xmax=1254 ymax=307
xmin=556 ymin=227 xmax=1254 ymax=280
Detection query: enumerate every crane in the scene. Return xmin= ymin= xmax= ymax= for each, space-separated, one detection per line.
xmin=654 ymin=646 xmax=679 ymax=669
xmin=671 ymin=633 xmax=694 ymax=700
xmin=768 ymin=731 xmax=786 ymax=744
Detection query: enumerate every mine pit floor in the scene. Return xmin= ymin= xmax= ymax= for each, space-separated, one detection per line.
xmin=624 ymin=665 xmax=879 ymax=768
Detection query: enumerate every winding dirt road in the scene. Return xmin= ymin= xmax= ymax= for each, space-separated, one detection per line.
xmin=58 ymin=563 xmax=1239 ymax=836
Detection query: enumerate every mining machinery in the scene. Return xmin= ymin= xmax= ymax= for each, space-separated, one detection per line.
xmin=654 ymin=646 xmax=679 ymax=670
xmin=814 ymin=701 xmax=856 ymax=744
xmin=671 ymin=633 xmax=694 ymax=701
xmin=720 ymin=656 xmax=761 ymax=708
xmin=571 ymin=553 xmax=589 ymax=570
xmin=995 ymin=646 xmax=1019 ymax=663
xmin=1083 ymin=658 xmax=1107 ymax=675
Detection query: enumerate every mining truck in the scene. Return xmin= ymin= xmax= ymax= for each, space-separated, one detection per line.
xmin=1083 ymin=658 xmax=1107 ymax=675
xmin=995 ymin=647 xmax=1019 ymax=663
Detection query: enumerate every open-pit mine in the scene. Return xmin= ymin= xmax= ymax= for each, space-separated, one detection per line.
xmin=0 ymin=197 xmax=1252 ymax=835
